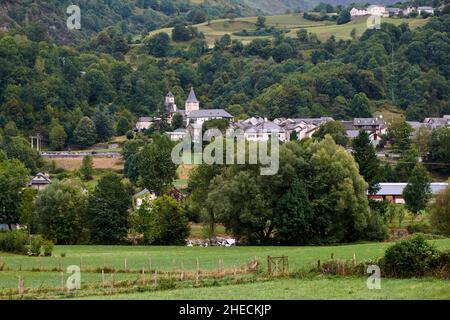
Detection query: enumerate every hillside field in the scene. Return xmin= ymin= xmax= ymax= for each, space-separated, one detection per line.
xmin=149 ymin=15 xmax=429 ymax=45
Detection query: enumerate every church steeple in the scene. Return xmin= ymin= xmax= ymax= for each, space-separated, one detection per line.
xmin=185 ymin=87 xmax=199 ymax=114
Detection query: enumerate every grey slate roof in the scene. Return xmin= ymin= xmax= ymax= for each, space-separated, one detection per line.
xmin=353 ymin=118 xmax=386 ymax=127
xmin=186 ymin=87 xmax=198 ymax=103
xmin=187 ymin=109 xmax=233 ymax=119
xmin=373 ymin=183 xmax=448 ymax=196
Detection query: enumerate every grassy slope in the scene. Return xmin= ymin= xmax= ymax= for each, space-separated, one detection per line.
xmin=84 ymin=276 xmax=450 ymax=300
xmin=149 ymin=14 xmax=429 ymax=45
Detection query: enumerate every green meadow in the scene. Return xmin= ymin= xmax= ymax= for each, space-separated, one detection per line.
xmin=1 ymin=239 xmax=450 ymax=299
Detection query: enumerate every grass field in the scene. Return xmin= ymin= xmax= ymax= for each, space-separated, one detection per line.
xmin=1 ymin=239 xmax=450 ymax=299
xmin=85 ymin=276 xmax=450 ymax=300
xmin=149 ymin=14 xmax=429 ymax=45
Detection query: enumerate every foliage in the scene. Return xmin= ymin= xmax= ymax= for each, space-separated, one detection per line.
xmin=19 ymin=187 xmax=38 ymax=233
xmin=35 ymin=179 xmax=88 ymax=244
xmin=87 ymin=174 xmax=132 ymax=244
xmin=388 ymin=120 xmax=413 ymax=153
xmin=0 ymin=230 xmax=28 ymax=254
xmin=426 ymin=127 xmax=450 ymax=174
xmin=0 ymin=159 xmax=30 ymax=227
xmin=136 ymin=196 xmax=189 ymax=245
xmin=312 ymin=121 xmax=349 ymax=146
xmin=80 ymin=156 xmax=94 ymax=181
xmin=273 ymin=178 xmax=314 ymax=245
xmin=403 ymin=164 xmax=432 ymax=215
xmin=430 ymin=185 xmax=450 ymax=236
xmin=352 ymin=130 xmax=381 ymax=194
xmin=30 ymin=235 xmax=44 ymax=256
xmin=73 ymin=117 xmax=97 ymax=147
xmin=382 ymin=235 xmax=441 ymax=278
xmin=145 ymin=33 xmax=171 ymax=57
xmin=138 ymin=135 xmax=177 ymax=195
xmin=49 ymin=123 xmax=67 ymax=151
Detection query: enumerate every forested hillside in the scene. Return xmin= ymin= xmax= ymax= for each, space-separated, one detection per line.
xmin=0 ymin=4 xmax=449 ymax=149
xmin=0 ymin=0 xmax=259 ymax=44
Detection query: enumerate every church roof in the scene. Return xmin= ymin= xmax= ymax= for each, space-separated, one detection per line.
xmin=187 ymin=109 xmax=233 ymax=119
xmin=167 ymin=91 xmax=174 ymax=97
xmin=186 ymin=87 xmax=198 ymax=103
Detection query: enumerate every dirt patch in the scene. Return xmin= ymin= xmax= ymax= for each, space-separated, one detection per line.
xmin=50 ymin=157 xmax=124 ymax=171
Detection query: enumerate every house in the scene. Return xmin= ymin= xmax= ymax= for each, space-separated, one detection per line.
xmin=133 ymin=188 xmax=184 ymax=209
xmin=187 ymin=109 xmax=233 ymax=126
xmin=423 ymin=115 xmax=450 ymax=130
xmin=135 ymin=117 xmax=154 ymax=132
xmin=28 ymin=173 xmax=51 ymax=190
xmin=275 ymin=118 xmax=318 ymax=141
xmin=367 ymin=5 xmax=389 ymax=17
xmin=350 ymin=5 xmax=388 ymax=18
xmin=352 ymin=118 xmax=387 ymax=139
xmin=368 ymin=182 xmax=448 ymax=203
xmin=350 ymin=7 xmax=369 ymax=17
xmin=133 ymin=188 xmax=157 ymax=209
xmin=242 ymin=120 xmax=287 ymax=142
xmin=386 ymin=7 xmax=402 ymax=16
xmin=417 ymin=6 xmax=434 ymax=15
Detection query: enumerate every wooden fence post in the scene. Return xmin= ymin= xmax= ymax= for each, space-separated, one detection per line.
xmin=124 ymin=258 xmax=128 ymax=272
xmin=18 ymin=276 xmax=24 ymax=299
xmin=353 ymin=253 xmax=357 ymax=266
xmin=110 ymin=273 xmax=114 ymax=291
xmin=180 ymin=262 xmax=185 ymax=281
xmin=267 ymin=256 xmax=271 ymax=274
xmin=101 ymin=270 xmax=105 ymax=288
xmin=60 ymin=272 xmax=64 ymax=292
xmin=141 ymin=267 xmax=146 ymax=286
xmin=195 ymin=258 xmax=200 ymax=287
xmin=153 ymin=270 xmax=158 ymax=287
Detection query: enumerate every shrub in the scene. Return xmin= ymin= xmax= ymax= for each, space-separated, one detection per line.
xmin=43 ymin=240 xmax=54 ymax=257
xmin=407 ymin=221 xmax=433 ymax=234
xmin=29 ymin=235 xmax=44 ymax=256
xmin=0 ymin=231 xmax=28 ymax=254
xmin=381 ymin=235 xmax=440 ymax=278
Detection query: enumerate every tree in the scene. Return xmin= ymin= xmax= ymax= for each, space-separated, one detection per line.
xmin=3 ymin=136 xmax=43 ymax=172
xmin=350 ymin=93 xmax=371 ymax=118
xmin=256 ymin=16 xmax=266 ymax=28
xmin=116 ymin=116 xmax=132 ymax=136
xmin=80 ymin=155 xmax=94 ymax=181
xmin=136 ymin=196 xmax=189 ymax=245
xmin=145 ymin=33 xmax=171 ymax=57
xmin=388 ymin=120 xmax=413 ymax=153
xmin=171 ymin=113 xmax=184 ymax=130
xmin=93 ymin=107 xmax=115 ymax=142
xmin=73 ymin=117 xmax=97 ymax=147
xmin=206 ymin=170 xmax=272 ymax=243
xmin=49 ymin=123 xmax=67 ymax=151
xmin=0 ymin=159 xmax=30 ymax=229
xmin=87 ymin=174 xmax=131 ymax=244
xmin=35 ymin=180 xmax=87 ymax=244
xmin=19 ymin=188 xmax=38 ymax=233
xmin=337 ymin=9 xmax=351 ymax=25
xmin=307 ymin=136 xmax=373 ymax=242
xmin=352 ymin=130 xmax=381 ymax=194
xmin=414 ymin=125 xmax=432 ymax=158
xmin=430 ymin=185 xmax=450 ymax=236
xmin=312 ymin=121 xmax=349 ymax=146
xmin=427 ymin=127 xmax=450 ymax=173
xmin=139 ymin=136 xmax=177 ymax=195
xmin=273 ymin=178 xmax=314 ymax=244
xmin=403 ymin=164 xmax=432 ymax=215
xmin=172 ymin=25 xmax=195 ymax=42
xmin=272 ymin=43 xmax=296 ymax=63
xmin=395 ymin=147 xmax=418 ymax=181
xmin=290 ymin=130 xmax=298 ymax=141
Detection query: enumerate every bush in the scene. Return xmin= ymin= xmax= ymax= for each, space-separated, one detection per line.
xmin=382 ymin=235 xmax=440 ymax=278
xmin=30 ymin=235 xmax=44 ymax=256
xmin=407 ymin=221 xmax=433 ymax=234
xmin=43 ymin=240 xmax=54 ymax=257
xmin=0 ymin=231 xmax=28 ymax=254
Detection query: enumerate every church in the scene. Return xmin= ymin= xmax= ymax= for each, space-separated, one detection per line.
xmin=165 ymin=87 xmax=233 ymax=127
